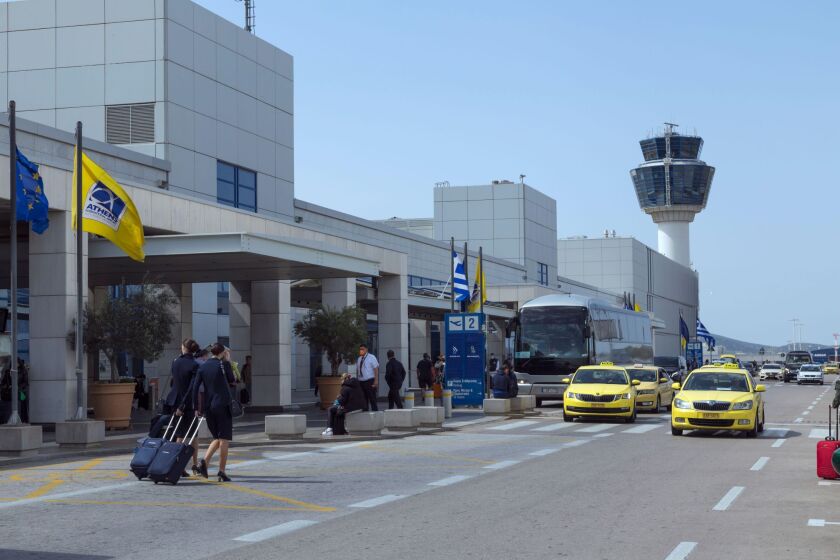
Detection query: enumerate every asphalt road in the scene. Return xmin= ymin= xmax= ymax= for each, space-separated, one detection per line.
xmin=2 ymin=377 xmax=839 ymax=560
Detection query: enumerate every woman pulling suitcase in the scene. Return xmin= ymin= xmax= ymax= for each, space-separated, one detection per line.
xmin=193 ymin=342 xmax=236 ymax=482
xmin=168 ymin=338 xmax=201 ymax=477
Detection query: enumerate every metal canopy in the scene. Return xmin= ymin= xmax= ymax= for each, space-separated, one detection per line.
xmin=88 ymin=232 xmax=381 ymax=285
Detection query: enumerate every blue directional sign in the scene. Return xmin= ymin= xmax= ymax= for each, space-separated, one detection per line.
xmin=686 ymin=341 xmax=703 ymax=368
xmin=445 ymin=313 xmax=485 ymax=406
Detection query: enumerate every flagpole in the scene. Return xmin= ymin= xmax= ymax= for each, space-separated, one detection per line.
xmin=6 ymin=100 xmax=21 ymax=425
xmin=480 ymin=246 xmax=488 ymax=398
xmin=462 ymin=242 xmax=468 ymax=313
xmin=449 ymin=237 xmax=454 ymax=312
xmin=72 ymin=121 xmax=85 ymax=421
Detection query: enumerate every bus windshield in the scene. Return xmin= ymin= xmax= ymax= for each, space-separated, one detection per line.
xmin=786 ymin=354 xmax=811 ymax=364
xmin=517 ymin=307 xmax=588 ymax=360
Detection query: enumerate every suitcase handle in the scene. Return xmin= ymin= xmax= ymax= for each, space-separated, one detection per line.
xmin=185 ymin=417 xmax=204 ymax=446
xmin=167 ymin=416 xmax=183 ymax=442
xmin=829 ymin=404 xmax=838 ymax=441
xmin=161 ymin=415 xmax=176 ymax=441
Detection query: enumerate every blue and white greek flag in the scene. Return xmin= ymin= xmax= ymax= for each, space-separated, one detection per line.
xmin=452 ymin=251 xmax=471 ymax=302
xmin=696 ymin=318 xmax=715 ymax=350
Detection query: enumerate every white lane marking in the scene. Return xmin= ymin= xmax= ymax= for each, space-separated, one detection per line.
xmin=810 ymin=429 xmax=830 ymax=439
xmin=532 ymin=422 xmax=575 ymax=432
xmin=483 ymin=460 xmax=521 ymax=470
xmin=664 ymin=541 xmax=698 ymax=560
xmin=750 ymin=457 xmax=770 ymax=471
xmin=593 ymin=433 xmax=614 ymax=438
xmin=623 ymin=424 xmax=660 ymax=434
xmin=812 ymin=401 xmax=819 ymax=405
xmin=575 ymin=423 xmax=614 ymax=433
xmin=429 ymin=475 xmax=472 ymax=487
xmin=794 ymin=418 xmax=804 ymax=423
xmin=817 ymin=481 xmax=840 ymax=486
xmin=529 ymin=448 xmax=561 ymax=456
xmin=803 ymin=411 xmax=811 ymax=416
xmin=444 ymin=417 xmax=499 ymax=428
xmin=808 ymin=406 xmax=815 ymax=410
xmin=808 ymin=519 xmax=826 ymax=527
xmin=234 ymin=520 xmax=317 ymax=542
xmin=660 ymin=414 xmax=672 ymax=419
xmin=487 ymin=420 xmax=539 ymax=431
xmin=349 ymin=495 xmax=405 ymax=508
xmin=0 ymin=481 xmax=138 ymax=510
xmin=713 ymin=486 xmax=745 ymax=511
xmin=772 ymin=439 xmax=786 ymax=448
xmin=563 ymin=439 xmax=590 ymax=448
xmin=774 ymin=383 xmax=783 ymax=387
xmin=228 ymin=459 xmax=267 ymax=470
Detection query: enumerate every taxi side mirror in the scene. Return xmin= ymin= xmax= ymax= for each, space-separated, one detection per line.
xmin=631 ymin=379 xmax=641 ymax=386
xmin=659 ymin=378 xmax=669 ymax=383
xmin=561 ymin=378 xmax=571 ymax=384
xmin=755 ymin=385 xmax=766 ymax=393
xmin=671 ymin=382 xmax=681 ymax=390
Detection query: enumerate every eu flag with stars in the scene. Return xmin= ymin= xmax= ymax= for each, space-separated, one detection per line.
xmin=16 ymin=148 xmax=49 ymax=234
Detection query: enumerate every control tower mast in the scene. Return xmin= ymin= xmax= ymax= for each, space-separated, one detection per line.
xmin=630 ymin=124 xmax=715 ymax=267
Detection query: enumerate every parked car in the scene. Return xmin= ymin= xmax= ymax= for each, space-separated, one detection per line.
xmin=823 ymin=362 xmax=839 ymax=375
xmin=759 ymin=363 xmax=783 ymax=380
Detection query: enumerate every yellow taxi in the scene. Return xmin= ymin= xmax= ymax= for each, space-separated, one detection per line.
xmin=624 ymin=364 xmax=674 ymax=412
xmin=823 ymin=362 xmax=839 ymax=375
xmin=670 ymin=363 xmax=766 ymax=437
xmin=562 ymin=362 xmax=640 ymax=423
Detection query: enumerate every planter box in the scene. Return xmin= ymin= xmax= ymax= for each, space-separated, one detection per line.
xmin=483 ymin=398 xmax=510 ymax=415
xmin=384 ymin=409 xmax=419 ymax=431
xmin=89 ymin=383 xmax=135 ymax=430
xmin=316 ymin=376 xmax=343 ymax=410
xmin=265 ymin=414 xmax=307 ymax=439
xmin=414 ymin=406 xmax=444 ymax=427
xmin=345 ymin=411 xmax=384 ymax=436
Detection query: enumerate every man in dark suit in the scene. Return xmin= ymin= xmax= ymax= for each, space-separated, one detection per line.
xmin=385 ymin=349 xmax=407 ymax=409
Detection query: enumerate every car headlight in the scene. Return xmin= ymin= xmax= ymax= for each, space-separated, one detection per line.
xmin=616 ymin=392 xmax=631 ymax=400
xmin=565 ymin=392 xmax=577 ymax=400
xmin=637 ymin=389 xmax=655 ymax=395
xmin=732 ymin=401 xmax=753 ymax=410
xmin=674 ymin=398 xmax=692 ymax=410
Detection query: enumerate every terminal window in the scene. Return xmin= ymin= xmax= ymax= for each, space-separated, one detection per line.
xmin=538 ymin=262 xmax=549 ymax=286
xmin=217 ymin=161 xmax=257 ymax=212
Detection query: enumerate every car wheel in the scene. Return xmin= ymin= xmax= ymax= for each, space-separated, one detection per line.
xmin=758 ymin=408 xmax=765 ymax=433
xmin=821 ymin=381 xmax=825 ymax=386
xmin=536 ymin=398 xmax=544 ymax=407
xmin=671 ymin=426 xmax=683 ymax=436
xmin=625 ymin=408 xmax=637 ymax=424
xmin=797 ymin=381 xmax=801 ymax=385
xmin=563 ymin=411 xmax=574 ymax=423
xmin=654 ymin=396 xmax=661 ymax=413
xmin=746 ymin=414 xmax=759 ymax=438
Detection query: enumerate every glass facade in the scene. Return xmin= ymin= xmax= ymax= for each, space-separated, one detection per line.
xmin=217 ymin=161 xmax=257 ymax=212
xmin=538 ymin=262 xmax=549 ymax=286
xmin=639 ymin=135 xmax=703 ymax=161
xmin=631 ymin=165 xmax=713 ymax=209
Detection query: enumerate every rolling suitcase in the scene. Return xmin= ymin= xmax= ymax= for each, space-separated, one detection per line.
xmin=149 ymin=413 xmax=173 ymax=438
xmin=148 ymin=416 xmax=203 ymax=485
xmin=817 ymin=405 xmax=840 ymax=479
xmin=130 ymin=416 xmax=178 ymax=480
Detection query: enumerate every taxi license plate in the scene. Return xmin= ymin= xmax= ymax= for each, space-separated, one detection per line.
xmin=590 ymin=403 xmax=605 ymax=408
xmin=701 ymin=413 xmax=721 ymax=419
xmin=540 ymin=387 xmax=559 ymax=394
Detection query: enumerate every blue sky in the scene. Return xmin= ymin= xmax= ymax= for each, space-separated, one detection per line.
xmin=196 ymin=0 xmax=840 ymax=346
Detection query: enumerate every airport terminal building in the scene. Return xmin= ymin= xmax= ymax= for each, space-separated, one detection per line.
xmin=0 ymin=0 xmax=699 ymax=424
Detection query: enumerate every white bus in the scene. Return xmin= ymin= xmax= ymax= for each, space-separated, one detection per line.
xmin=507 ymin=294 xmax=654 ymax=404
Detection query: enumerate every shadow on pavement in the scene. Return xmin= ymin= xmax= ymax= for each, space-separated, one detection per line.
xmin=1 ymin=550 xmax=112 ymax=560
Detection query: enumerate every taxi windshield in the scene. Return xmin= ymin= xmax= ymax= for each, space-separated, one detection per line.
xmin=683 ymin=373 xmax=749 ymax=392
xmin=573 ymin=369 xmax=628 ymax=385
xmin=628 ymin=369 xmax=657 ymax=382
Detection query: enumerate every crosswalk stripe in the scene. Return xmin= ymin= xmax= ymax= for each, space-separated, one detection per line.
xmin=483 ymin=460 xmax=521 ymax=470
xmin=529 ymin=448 xmax=561 ymax=456
xmin=487 ymin=420 xmax=540 ymax=431
xmin=810 ymin=429 xmax=830 ymax=439
xmin=622 ymin=424 xmax=660 ymax=434
xmin=532 ymin=423 xmax=575 ymax=432
xmin=575 ymin=423 xmax=614 ymax=433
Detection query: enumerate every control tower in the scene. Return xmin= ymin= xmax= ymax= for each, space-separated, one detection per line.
xmin=629 ymin=123 xmax=715 ymax=267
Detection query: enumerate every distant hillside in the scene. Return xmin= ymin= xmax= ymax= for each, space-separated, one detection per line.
xmin=712 ymin=334 xmax=826 ymax=356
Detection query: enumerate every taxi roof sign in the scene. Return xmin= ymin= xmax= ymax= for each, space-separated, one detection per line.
xmin=722 ymin=363 xmax=741 ymax=369
xmin=600 ymin=361 xmax=615 ymax=366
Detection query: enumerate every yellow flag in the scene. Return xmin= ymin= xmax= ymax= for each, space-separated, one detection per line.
xmin=634 ymin=303 xmax=642 ymax=312
xmin=467 ymin=254 xmax=486 ymax=313
xmin=72 ymin=150 xmax=145 ymax=262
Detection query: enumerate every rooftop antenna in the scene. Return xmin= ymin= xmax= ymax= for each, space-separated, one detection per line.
xmin=235 ymin=0 xmax=255 ymax=34
xmin=519 ymin=174 xmax=526 ymax=186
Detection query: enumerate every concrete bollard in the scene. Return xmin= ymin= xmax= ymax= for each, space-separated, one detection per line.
xmin=404 ymin=392 xmax=415 ymax=409
xmin=442 ymin=389 xmax=453 ymax=418
xmin=424 ymin=390 xmax=434 ymax=407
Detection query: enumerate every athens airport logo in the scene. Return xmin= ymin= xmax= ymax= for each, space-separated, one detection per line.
xmin=84 ymin=182 xmax=127 ymax=231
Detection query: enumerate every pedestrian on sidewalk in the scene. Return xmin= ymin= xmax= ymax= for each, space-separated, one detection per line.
xmin=434 ymin=354 xmax=446 ymax=388
xmin=832 ymin=376 xmax=840 ymax=409
xmin=323 ymin=373 xmax=366 ymax=436
xmin=1 ymin=359 xmax=29 ymax=423
xmin=194 ymin=343 xmax=236 ymax=482
xmin=491 ymin=363 xmax=517 ymax=399
xmin=385 ymin=349 xmax=406 ymax=409
xmin=240 ymin=355 xmax=252 ymax=404
xmin=356 ymin=344 xmax=379 ymax=411
xmin=167 ymin=338 xmax=200 ymax=477
xmin=417 ymin=353 xmax=433 ymax=390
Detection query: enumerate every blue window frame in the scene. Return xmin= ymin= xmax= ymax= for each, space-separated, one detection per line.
xmin=538 ymin=262 xmax=549 ymax=286
xmin=217 ymin=161 xmax=257 ymax=212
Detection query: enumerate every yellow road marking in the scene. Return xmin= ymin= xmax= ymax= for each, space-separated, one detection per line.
xmin=195 ymin=478 xmax=335 ymax=512
xmin=24 ymin=479 xmax=65 ymax=499
xmin=45 ymin=499 xmax=320 ymax=512
xmin=74 ymin=459 xmax=103 ymax=472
